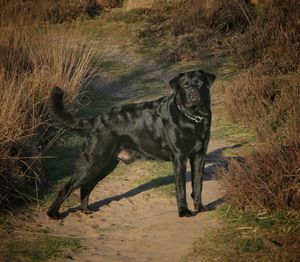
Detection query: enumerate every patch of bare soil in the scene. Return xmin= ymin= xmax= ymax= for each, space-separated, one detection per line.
xmin=34 ymin=140 xmax=228 ymax=262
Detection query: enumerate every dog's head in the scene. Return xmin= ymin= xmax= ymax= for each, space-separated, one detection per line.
xmin=169 ymin=70 xmax=216 ymax=112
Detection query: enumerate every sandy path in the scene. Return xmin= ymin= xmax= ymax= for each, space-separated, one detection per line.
xmin=35 ymin=140 xmax=228 ymax=262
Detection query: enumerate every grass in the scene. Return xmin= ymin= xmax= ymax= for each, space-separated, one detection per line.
xmin=93 ymin=223 xmax=134 ymax=233
xmin=186 ymin=206 xmax=300 ymax=261
xmin=211 ymin=116 xmax=256 ymax=144
xmin=0 ymin=233 xmax=82 ymax=262
xmin=134 ymin=161 xmax=175 ymax=198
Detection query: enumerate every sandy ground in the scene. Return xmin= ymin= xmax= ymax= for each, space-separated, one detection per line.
xmin=34 ymin=140 xmax=228 ymax=262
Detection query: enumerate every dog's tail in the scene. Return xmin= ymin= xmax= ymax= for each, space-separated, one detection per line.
xmin=49 ymin=86 xmax=94 ymax=130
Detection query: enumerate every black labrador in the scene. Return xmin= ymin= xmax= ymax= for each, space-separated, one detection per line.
xmin=47 ymin=69 xmax=216 ymax=219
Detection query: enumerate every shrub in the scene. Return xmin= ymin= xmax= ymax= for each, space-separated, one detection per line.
xmin=99 ymin=0 xmax=124 ymax=8
xmin=137 ymin=0 xmax=255 ymax=62
xmin=219 ymin=145 xmax=300 ymax=216
xmin=232 ymin=0 xmax=299 ymax=73
xmin=224 ymin=71 xmax=300 ymax=144
xmin=0 ymin=8 xmax=101 ymax=207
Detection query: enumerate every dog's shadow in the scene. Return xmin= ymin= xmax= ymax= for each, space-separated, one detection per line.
xmin=60 ymin=144 xmax=243 ymax=219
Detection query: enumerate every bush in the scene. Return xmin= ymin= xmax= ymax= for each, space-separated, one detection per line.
xmin=98 ymin=0 xmax=124 ymax=8
xmin=224 ymin=71 xmax=300 ymax=144
xmin=219 ymin=145 xmax=300 ymax=216
xmin=0 ymin=5 xmax=101 ymax=207
xmin=137 ymin=0 xmax=255 ymax=62
xmin=232 ymin=0 xmax=299 ymax=73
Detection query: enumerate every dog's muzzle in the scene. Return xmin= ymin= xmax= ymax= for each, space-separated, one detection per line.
xmin=186 ymin=88 xmax=200 ymax=108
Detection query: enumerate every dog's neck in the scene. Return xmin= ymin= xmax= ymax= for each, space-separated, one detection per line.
xmin=175 ymin=96 xmax=210 ymax=124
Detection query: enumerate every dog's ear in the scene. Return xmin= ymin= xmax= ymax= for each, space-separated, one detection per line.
xmin=199 ymin=70 xmax=216 ymax=88
xmin=169 ymin=73 xmax=183 ymax=92
xmin=169 ymin=76 xmax=179 ymax=92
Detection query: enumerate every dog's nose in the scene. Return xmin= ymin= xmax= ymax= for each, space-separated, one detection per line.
xmin=188 ymin=88 xmax=198 ymax=96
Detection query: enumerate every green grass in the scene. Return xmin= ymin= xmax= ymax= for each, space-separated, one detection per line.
xmin=0 ymin=234 xmax=82 ymax=262
xmin=133 ymin=161 xmax=175 ymax=198
xmin=183 ymin=206 xmax=300 ymax=262
xmin=211 ymin=116 xmax=256 ymax=143
xmin=93 ymin=223 xmax=134 ymax=233
xmin=219 ymin=206 xmax=300 ymax=232
xmin=186 ymin=206 xmax=300 ymax=261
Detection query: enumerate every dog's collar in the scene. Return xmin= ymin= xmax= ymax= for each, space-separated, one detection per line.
xmin=176 ymin=102 xmax=207 ymax=124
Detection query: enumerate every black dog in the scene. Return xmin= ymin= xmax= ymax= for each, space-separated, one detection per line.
xmin=47 ymin=69 xmax=216 ymax=219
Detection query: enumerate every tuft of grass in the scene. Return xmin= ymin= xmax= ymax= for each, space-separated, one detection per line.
xmin=93 ymin=223 xmax=134 ymax=233
xmin=0 ymin=11 xmax=103 ymax=207
xmin=0 ymin=233 xmax=82 ymax=262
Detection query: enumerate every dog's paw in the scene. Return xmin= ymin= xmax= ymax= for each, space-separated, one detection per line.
xmin=178 ymin=208 xmax=195 ymax=217
xmin=47 ymin=210 xmax=61 ymax=220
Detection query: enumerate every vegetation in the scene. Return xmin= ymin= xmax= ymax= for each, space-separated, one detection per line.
xmin=0 ymin=233 xmax=82 ymax=262
xmin=218 ymin=0 xmax=299 ymax=220
xmin=186 ymin=206 xmax=300 ymax=261
xmin=0 ymin=1 xmax=102 ymax=207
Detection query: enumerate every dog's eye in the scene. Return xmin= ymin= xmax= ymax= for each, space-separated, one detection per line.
xmin=184 ymin=83 xmax=189 ymax=88
xmin=194 ymin=80 xmax=202 ymax=85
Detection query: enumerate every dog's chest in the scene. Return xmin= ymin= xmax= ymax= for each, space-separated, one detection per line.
xmin=172 ymin=120 xmax=210 ymax=155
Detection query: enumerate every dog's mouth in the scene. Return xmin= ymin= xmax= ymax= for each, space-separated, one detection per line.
xmin=185 ymin=99 xmax=200 ymax=109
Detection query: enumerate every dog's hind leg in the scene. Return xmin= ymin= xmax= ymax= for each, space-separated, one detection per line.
xmin=47 ymin=176 xmax=82 ymax=219
xmin=47 ymin=134 xmax=118 ymax=219
xmin=80 ymin=158 xmax=119 ymax=212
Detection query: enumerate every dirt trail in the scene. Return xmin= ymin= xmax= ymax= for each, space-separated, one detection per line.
xmin=37 ymin=140 xmax=228 ymax=262
xmin=36 ymin=18 xmax=230 ymax=262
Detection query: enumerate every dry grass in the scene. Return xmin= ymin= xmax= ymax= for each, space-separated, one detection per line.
xmin=124 ymin=0 xmax=160 ymax=10
xmin=0 ymin=0 xmax=102 ymax=26
xmin=0 ymin=3 xmax=102 ymax=207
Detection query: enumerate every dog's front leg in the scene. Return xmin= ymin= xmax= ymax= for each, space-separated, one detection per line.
xmin=173 ymin=156 xmax=193 ymax=217
xmin=190 ymin=151 xmax=207 ymax=212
